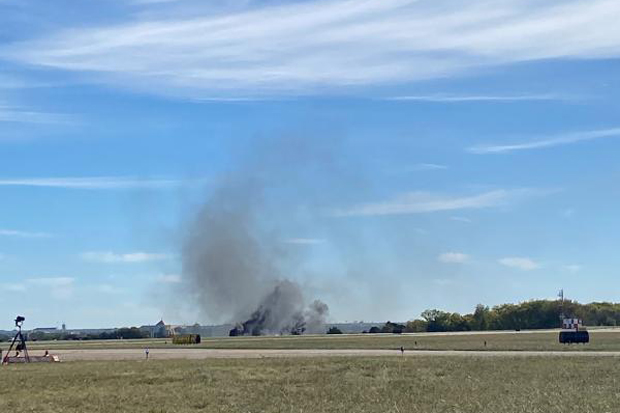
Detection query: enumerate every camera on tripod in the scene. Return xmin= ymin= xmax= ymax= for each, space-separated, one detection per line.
xmin=15 ymin=316 xmax=25 ymax=328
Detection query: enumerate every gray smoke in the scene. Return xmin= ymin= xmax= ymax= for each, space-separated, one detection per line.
xmin=181 ymin=158 xmax=329 ymax=335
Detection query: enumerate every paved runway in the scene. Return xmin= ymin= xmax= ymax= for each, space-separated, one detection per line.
xmin=40 ymin=348 xmax=620 ymax=361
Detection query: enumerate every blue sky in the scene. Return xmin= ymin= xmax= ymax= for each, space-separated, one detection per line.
xmin=1 ymin=0 xmax=620 ymax=329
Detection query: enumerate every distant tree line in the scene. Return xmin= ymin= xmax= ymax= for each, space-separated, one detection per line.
xmin=9 ymin=300 xmax=620 ymax=340
xmin=24 ymin=327 xmax=149 ymax=342
xmin=365 ymin=300 xmax=620 ymax=334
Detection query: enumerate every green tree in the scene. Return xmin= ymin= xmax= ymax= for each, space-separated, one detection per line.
xmin=472 ymin=304 xmax=490 ymax=330
xmin=326 ymin=327 xmax=342 ymax=334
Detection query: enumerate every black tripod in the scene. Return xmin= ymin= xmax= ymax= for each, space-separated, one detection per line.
xmin=2 ymin=316 xmax=29 ymax=364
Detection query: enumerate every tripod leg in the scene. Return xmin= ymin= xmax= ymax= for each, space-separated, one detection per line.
xmin=20 ymin=332 xmax=29 ymax=363
xmin=3 ymin=332 xmax=19 ymax=364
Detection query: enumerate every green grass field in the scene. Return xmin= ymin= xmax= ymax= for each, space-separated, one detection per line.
xmin=3 ymin=329 xmax=620 ymax=352
xmin=1 ymin=356 xmax=619 ymax=412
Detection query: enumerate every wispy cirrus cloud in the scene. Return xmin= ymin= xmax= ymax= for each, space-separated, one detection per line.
xmin=26 ymin=277 xmax=74 ymax=299
xmin=0 ymin=105 xmax=73 ymax=124
xmin=450 ymin=216 xmax=472 ymax=223
xmin=3 ymin=284 xmax=26 ymax=292
xmin=27 ymin=277 xmax=74 ymax=287
xmin=95 ymin=284 xmax=126 ymax=294
xmin=333 ymin=188 xmax=544 ymax=217
xmin=157 ymin=273 xmax=182 ymax=284
xmin=498 ymin=257 xmax=540 ymax=271
xmin=563 ymin=264 xmax=582 ymax=273
xmin=81 ymin=251 xmax=173 ymax=263
xmin=0 ymin=176 xmax=199 ymax=189
xmin=4 ymin=0 xmax=620 ymax=97
xmin=438 ymin=252 xmax=469 ymax=264
xmin=284 ymin=238 xmax=326 ymax=245
xmin=469 ymin=128 xmax=620 ymax=154
xmin=0 ymin=229 xmax=52 ymax=238
xmin=411 ymin=163 xmax=448 ymax=171
xmin=384 ymin=94 xmax=563 ymax=103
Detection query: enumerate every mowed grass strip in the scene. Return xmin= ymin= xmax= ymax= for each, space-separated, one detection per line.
xmin=5 ymin=330 xmax=620 ymax=352
xmin=1 ymin=356 xmax=619 ymax=413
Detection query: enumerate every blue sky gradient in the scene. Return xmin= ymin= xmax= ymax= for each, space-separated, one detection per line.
xmin=1 ymin=0 xmax=620 ymax=329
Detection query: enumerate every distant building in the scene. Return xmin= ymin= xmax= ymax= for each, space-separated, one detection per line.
xmin=139 ymin=320 xmax=229 ymax=338
xmin=139 ymin=320 xmax=171 ymax=338
xmin=32 ymin=327 xmax=59 ymax=334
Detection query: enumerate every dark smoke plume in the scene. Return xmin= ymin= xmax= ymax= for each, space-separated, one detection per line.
xmin=181 ymin=142 xmax=329 ymax=335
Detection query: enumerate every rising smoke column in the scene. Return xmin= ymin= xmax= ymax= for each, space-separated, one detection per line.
xmin=181 ymin=167 xmax=329 ymax=335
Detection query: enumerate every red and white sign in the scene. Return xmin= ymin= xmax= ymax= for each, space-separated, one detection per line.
xmin=562 ymin=318 xmax=582 ymax=330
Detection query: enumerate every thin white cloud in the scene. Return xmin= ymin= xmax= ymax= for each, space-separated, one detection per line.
xmin=469 ymin=128 xmax=620 ymax=154
xmin=0 ymin=105 xmax=73 ymax=124
xmin=433 ymin=278 xmax=454 ymax=286
xmin=412 ymin=163 xmax=448 ymax=171
xmin=0 ymin=229 xmax=52 ymax=238
xmin=438 ymin=252 xmax=469 ymax=264
xmin=131 ymin=0 xmax=181 ymax=4
xmin=157 ymin=273 xmax=181 ymax=283
xmin=0 ymin=176 xmax=196 ymax=189
xmin=95 ymin=284 xmax=126 ymax=294
xmin=26 ymin=277 xmax=74 ymax=287
xmin=0 ymin=73 xmax=56 ymax=89
xmin=333 ymin=188 xmax=542 ymax=217
xmin=3 ymin=284 xmax=26 ymax=292
xmin=82 ymin=251 xmax=173 ymax=263
xmin=385 ymin=94 xmax=563 ymax=103
xmin=498 ymin=257 xmax=540 ymax=271
xmin=5 ymin=0 xmax=620 ymax=96
xmin=26 ymin=277 xmax=74 ymax=299
xmin=563 ymin=264 xmax=582 ymax=273
xmin=561 ymin=208 xmax=576 ymax=219
xmin=450 ymin=216 xmax=472 ymax=223
xmin=284 ymin=238 xmax=326 ymax=245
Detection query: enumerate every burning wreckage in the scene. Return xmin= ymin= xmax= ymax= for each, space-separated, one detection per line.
xmin=229 ymin=281 xmax=328 ymax=336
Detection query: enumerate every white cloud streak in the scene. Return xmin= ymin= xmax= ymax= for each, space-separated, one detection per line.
xmin=412 ymin=163 xmax=448 ymax=171
xmin=438 ymin=252 xmax=469 ymax=263
xmin=4 ymin=0 xmax=620 ymax=96
xmin=157 ymin=273 xmax=182 ymax=283
xmin=384 ymin=94 xmax=563 ymax=103
xmin=26 ymin=277 xmax=74 ymax=299
xmin=469 ymin=128 xmax=620 ymax=154
xmin=27 ymin=277 xmax=74 ymax=287
xmin=95 ymin=284 xmax=126 ymax=294
xmin=81 ymin=251 xmax=172 ymax=263
xmin=450 ymin=216 xmax=472 ymax=223
xmin=333 ymin=188 xmax=541 ymax=217
xmin=0 ymin=105 xmax=73 ymax=124
xmin=3 ymin=284 xmax=26 ymax=292
xmin=0 ymin=229 xmax=52 ymax=238
xmin=0 ymin=176 xmax=196 ymax=189
xmin=284 ymin=238 xmax=326 ymax=245
xmin=498 ymin=257 xmax=540 ymax=271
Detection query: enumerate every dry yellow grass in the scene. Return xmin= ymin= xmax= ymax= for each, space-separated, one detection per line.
xmin=1 ymin=356 xmax=619 ymax=412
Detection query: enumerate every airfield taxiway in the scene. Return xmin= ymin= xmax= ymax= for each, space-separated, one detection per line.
xmin=42 ymin=348 xmax=620 ymax=361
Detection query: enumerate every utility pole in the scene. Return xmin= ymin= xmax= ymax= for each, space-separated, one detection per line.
xmin=558 ymin=289 xmax=564 ymax=327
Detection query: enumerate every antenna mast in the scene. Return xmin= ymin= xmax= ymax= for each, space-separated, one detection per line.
xmin=558 ymin=289 xmax=564 ymax=327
